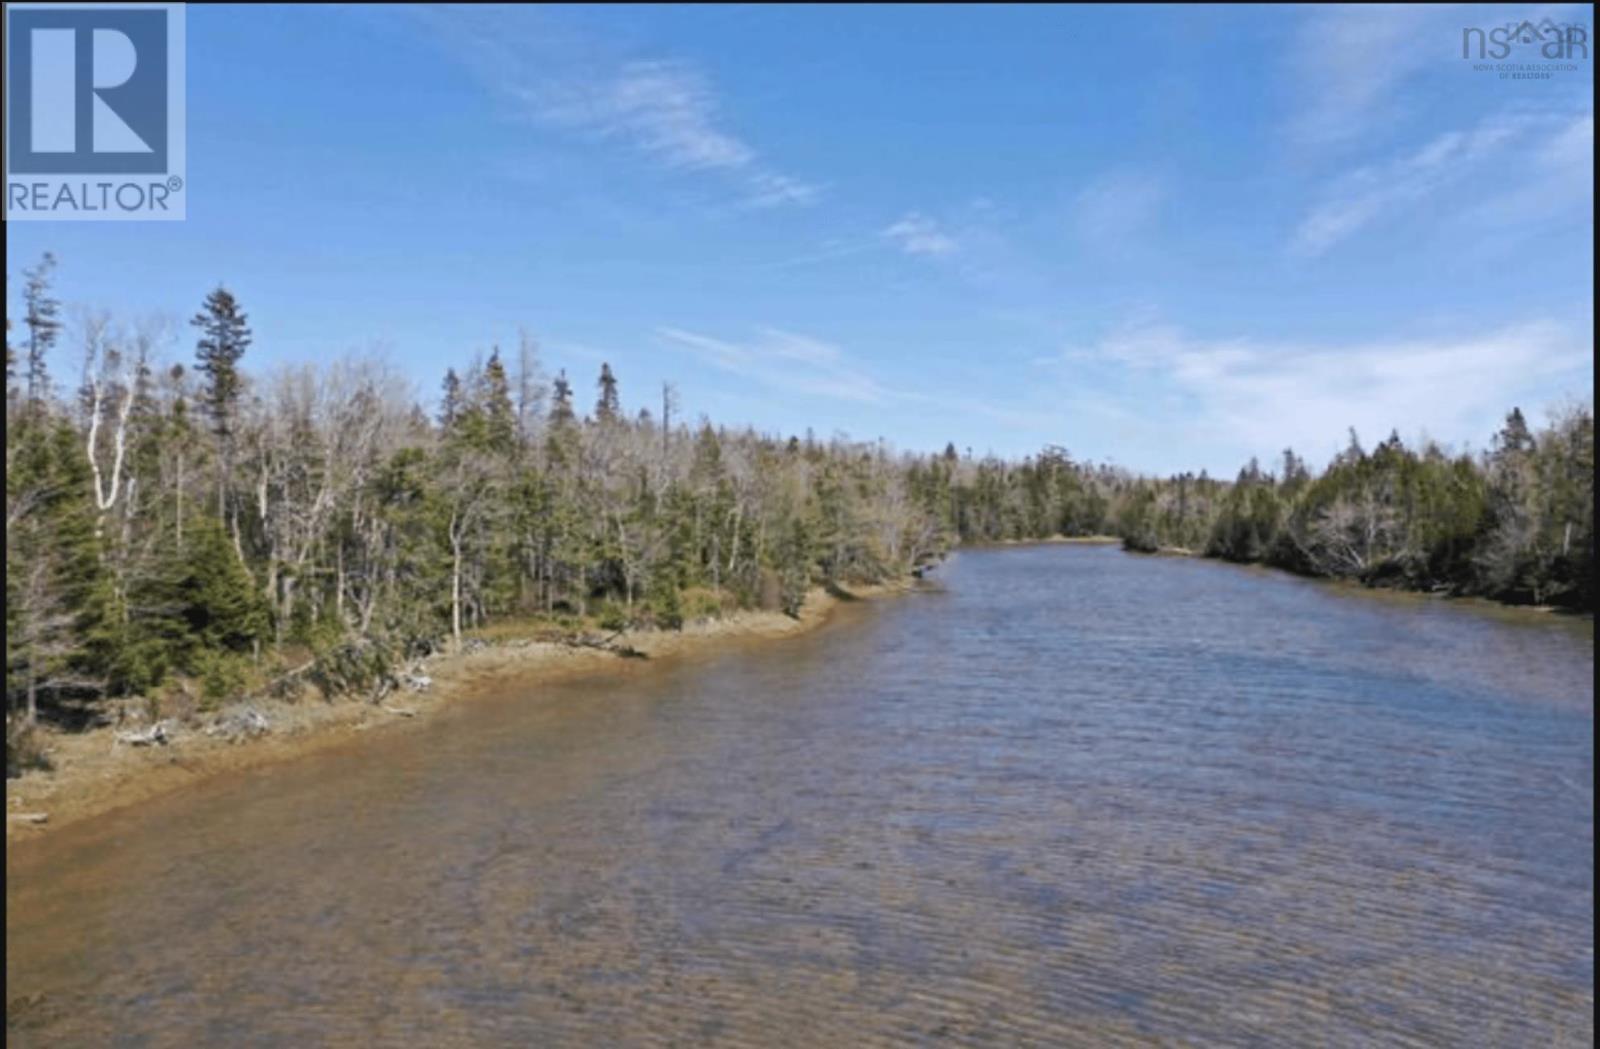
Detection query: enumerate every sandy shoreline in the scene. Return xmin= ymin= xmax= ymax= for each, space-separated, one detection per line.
xmin=6 ymin=581 xmax=911 ymax=842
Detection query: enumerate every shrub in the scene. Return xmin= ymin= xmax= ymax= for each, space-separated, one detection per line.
xmin=5 ymin=719 xmax=52 ymax=778
xmin=195 ymin=650 xmax=251 ymax=710
xmin=596 ymin=602 xmax=630 ymax=633
xmin=681 ymin=587 xmax=731 ymax=622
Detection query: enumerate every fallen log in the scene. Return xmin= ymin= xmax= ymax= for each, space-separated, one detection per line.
xmin=258 ymin=658 xmax=316 ymax=696
xmin=205 ymin=706 xmax=271 ymax=743
xmin=563 ymin=629 xmax=646 ymax=659
xmin=8 ymin=812 xmax=48 ymax=824
xmin=381 ymin=704 xmax=417 ymax=718
xmin=113 ymin=720 xmax=174 ymax=749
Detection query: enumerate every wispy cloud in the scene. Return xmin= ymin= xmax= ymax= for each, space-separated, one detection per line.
xmin=1284 ymin=5 xmax=1448 ymax=149
xmin=751 ymin=237 xmax=881 ymax=271
xmin=421 ymin=10 xmax=819 ymax=208
xmin=1057 ymin=317 xmax=1593 ymax=468
xmin=657 ymin=325 xmax=1064 ymax=437
xmin=1291 ymin=108 xmax=1591 ymax=255
xmin=657 ymin=327 xmax=892 ymax=403
xmin=1465 ymin=111 xmax=1594 ymax=231
xmin=882 ymin=212 xmax=959 ymax=257
xmin=1283 ymin=4 xmax=1592 ymax=151
xmin=1073 ymin=169 xmax=1168 ymax=246
xmin=1292 ymin=113 xmax=1519 ymax=255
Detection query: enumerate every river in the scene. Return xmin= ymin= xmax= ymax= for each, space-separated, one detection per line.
xmin=6 ymin=545 xmax=1594 ymax=1046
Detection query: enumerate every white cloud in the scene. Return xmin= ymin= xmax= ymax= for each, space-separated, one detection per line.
xmin=424 ymin=11 xmax=818 ymax=208
xmin=742 ymin=171 xmax=823 ymax=209
xmin=1284 ymin=4 xmax=1593 ymax=150
xmin=1073 ymin=169 xmax=1167 ymax=245
xmin=1285 ymin=5 xmax=1450 ymax=149
xmin=1291 ymin=108 xmax=1589 ymax=255
xmin=656 ymin=326 xmax=1064 ymax=438
xmin=657 ymin=326 xmax=891 ymax=403
xmin=881 ymin=212 xmax=959 ymax=257
xmin=536 ymin=60 xmax=752 ymax=169
xmin=1061 ymin=318 xmax=1593 ymax=469
xmin=1465 ymin=111 xmax=1594 ymax=230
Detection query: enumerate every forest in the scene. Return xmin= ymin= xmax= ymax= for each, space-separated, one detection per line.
xmin=6 ymin=253 xmax=1595 ymax=769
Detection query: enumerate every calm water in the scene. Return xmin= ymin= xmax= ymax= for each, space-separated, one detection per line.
xmin=7 ymin=546 xmax=1594 ymax=1047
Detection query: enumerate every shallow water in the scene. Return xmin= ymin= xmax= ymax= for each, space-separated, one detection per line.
xmin=6 ymin=546 xmax=1594 ymax=1046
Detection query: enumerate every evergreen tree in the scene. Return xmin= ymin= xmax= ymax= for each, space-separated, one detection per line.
xmin=21 ymin=252 xmax=61 ymax=411
xmin=7 ymin=417 xmax=107 ymax=724
xmin=5 ymin=257 xmax=1595 ymax=745
xmin=550 ymin=370 xmax=576 ymax=427
xmin=596 ymin=363 xmax=620 ymax=424
xmin=136 ymin=517 xmax=268 ymax=679
xmin=480 ymin=349 xmax=517 ymax=453
xmin=191 ymin=286 xmax=252 ymax=518
xmin=439 ymin=368 xmax=463 ymax=430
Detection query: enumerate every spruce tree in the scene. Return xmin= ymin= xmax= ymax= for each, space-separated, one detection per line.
xmin=481 ymin=349 xmax=516 ymax=453
xmin=21 ymin=252 xmax=61 ymax=412
xmin=439 ymin=368 xmax=463 ymax=431
xmin=191 ymin=286 xmax=252 ymax=519
xmin=550 ymin=370 xmax=576 ymax=427
xmin=7 ymin=417 xmax=106 ymax=724
xmin=596 ymin=363 xmax=620 ymax=424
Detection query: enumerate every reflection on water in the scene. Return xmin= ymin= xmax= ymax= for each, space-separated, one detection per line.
xmin=7 ymin=546 xmax=1594 ymax=1046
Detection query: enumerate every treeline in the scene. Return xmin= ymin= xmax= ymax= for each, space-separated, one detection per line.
xmin=6 ymin=258 xmax=1068 ymax=740
xmin=5 ymin=255 xmax=1594 ymax=758
xmin=1115 ymin=414 xmax=1593 ymax=609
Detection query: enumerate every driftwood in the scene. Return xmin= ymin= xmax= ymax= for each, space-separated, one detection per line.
xmin=205 ymin=706 xmax=271 ymax=743
xmin=8 ymin=812 xmax=49 ymax=824
xmin=562 ymin=629 xmax=646 ymax=659
xmin=113 ymin=719 xmax=175 ymax=749
xmin=380 ymin=704 xmax=417 ymax=718
xmin=256 ymin=659 xmax=317 ymax=700
xmin=566 ymin=628 xmax=625 ymax=649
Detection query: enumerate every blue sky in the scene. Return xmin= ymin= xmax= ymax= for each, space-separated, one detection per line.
xmin=6 ymin=3 xmax=1594 ymax=474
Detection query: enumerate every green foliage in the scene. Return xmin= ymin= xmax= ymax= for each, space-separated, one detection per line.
xmin=596 ymin=602 xmax=630 ymax=633
xmin=191 ymin=286 xmax=252 ymax=440
xmin=21 ymin=253 xmax=63 ymax=408
xmin=106 ymin=517 xmax=269 ymax=704
xmin=1207 ymin=464 xmax=1281 ymax=563
xmin=649 ymin=573 xmax=684 ymax=631
xmin=194 ymin=649 xmax=252 ymax=710
xmin=179 ymin=519 xmax=270 ymax=655
xmin=681 ymin=587 xmax=730 ymax=622
xmin=7 ymin=413 xmax=108 ymax=718
xmin=1113 ymin=410 xmax=1593 ymax=608
xmin=306 ymin=638 xmax=396 ymax=699
xmin=775 ymin=515 xmax=814 ymax=617
xmin=1116 ymin=485 xmax=1159 ymax=553
xmin=6 ymin=255 xmax=1592 ymax=741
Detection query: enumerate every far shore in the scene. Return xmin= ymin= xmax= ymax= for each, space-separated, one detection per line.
xmin=5 ymin=581 xmax=913 ymax=843
xmin=969 ymin=534 xmax=1122 ymax=548
xmin=1123 ymin=544 xmax=1592 ymax=620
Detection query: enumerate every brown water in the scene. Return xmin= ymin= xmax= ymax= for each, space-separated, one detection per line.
xmin=7 ymin=546 xmax=1594 ymax=1047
